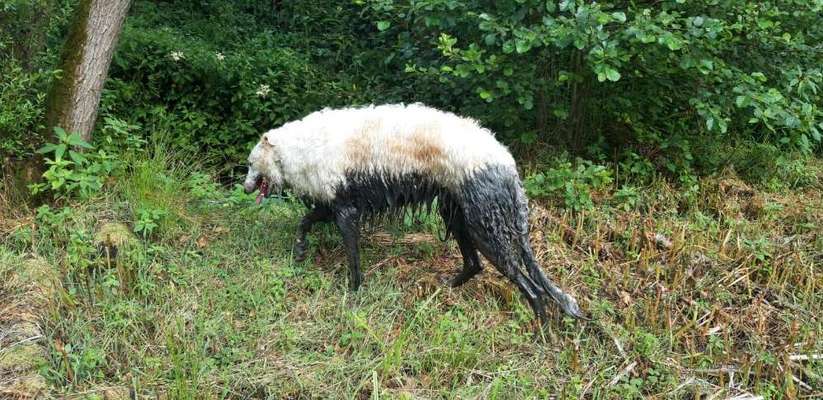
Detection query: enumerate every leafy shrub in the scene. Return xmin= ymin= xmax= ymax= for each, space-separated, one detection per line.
xmin=34 ymin=204 xmax=74 ymax=237
xmin=0 ymin=62 xmax=56 ymax=157
xmin=0 ymin=0 xmax=75 ymax=158
xmin=29 ymin=127 xmax=120 ymax=199
xmin=613 ymin=185 xmax=641 ymax=211
xmin=731 ymin=143 xmax=820 ymax=189
xmin=361 ymin=0 xmax=823 ymax=173
xmin=133 ymin=206 xmax=167 ymax=238
xmin=524 ymin=159 xmax=613 ymax=210
xmin=101 ymin=1 xmax=379 ymax=167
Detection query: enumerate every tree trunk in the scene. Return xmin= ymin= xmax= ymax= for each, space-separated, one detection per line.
xmin=45 ymin=0 xmax=131 ymax=142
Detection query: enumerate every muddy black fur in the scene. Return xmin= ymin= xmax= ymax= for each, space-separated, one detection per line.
xmin=288 ymin=165 xmax=585 ymax=322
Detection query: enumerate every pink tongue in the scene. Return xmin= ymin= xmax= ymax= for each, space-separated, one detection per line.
xmin=255 ymin=180 xmax=269 ymax=205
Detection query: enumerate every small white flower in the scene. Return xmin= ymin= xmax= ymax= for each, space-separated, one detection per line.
xmin=215 ymin=52 xmax=225 ymax=61
xmin=169 ymin=51 xmax=184 ymax=62
xmin=256 ymin=84 xmax=271 ymax=98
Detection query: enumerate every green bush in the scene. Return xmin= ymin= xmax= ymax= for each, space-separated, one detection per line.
xmin=3 ymin=0 xmax=821 ymax=188
xmin=0 ymin=0 xmax=74 ymax=158
xmin=29 ymin=127 xmax=120 ymax=199
xmin=100 ymin=1 xmax=392 ymax=167
xmin=0 ymin=62 xmax=56 ymax=157
xmin=361 ymin=0 xmax=823 ymax=172
xmin=523 ymin=158 xmax=613 ymax=210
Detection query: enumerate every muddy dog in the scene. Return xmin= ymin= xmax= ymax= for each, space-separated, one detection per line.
xmin=243 ymin=103 xmax=584 ymax=321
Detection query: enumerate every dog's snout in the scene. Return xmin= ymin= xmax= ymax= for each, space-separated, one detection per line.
xmin=243 ymin=175 xmax=261 ymax=194
xmin=243 ymin=181 xmax=256 ymax=194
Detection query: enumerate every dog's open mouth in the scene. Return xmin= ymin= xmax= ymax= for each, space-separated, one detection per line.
xmin=255 ymin=178 xmax=270 ymax=205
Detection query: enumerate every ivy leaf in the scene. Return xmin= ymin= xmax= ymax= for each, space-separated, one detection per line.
xmin=611 ymin=12 xmax=626 ymax=23
xmin=520 ymin=131 xmax=537 ymax=144
xmin=376 ymin=21 xmax=391 ymax=31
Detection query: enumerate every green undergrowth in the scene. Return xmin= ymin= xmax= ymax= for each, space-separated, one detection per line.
xmin=1 ymin=151 xmax=821 ymax=399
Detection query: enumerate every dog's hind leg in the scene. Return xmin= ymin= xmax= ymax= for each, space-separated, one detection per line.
xmin=333 ymin=204 xmax=364 ymax=291
xmin=439 ymin=201 xmax=482 ymax=287
xmin=294 ymin=205 xmax=333 ymax=262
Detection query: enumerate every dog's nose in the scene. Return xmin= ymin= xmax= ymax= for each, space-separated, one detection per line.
xmin=243 ymin=181 xmax=256 ymax=193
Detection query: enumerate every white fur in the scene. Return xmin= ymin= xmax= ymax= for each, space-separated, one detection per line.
xmin=247 ymin=104 xmax=517 ymax=201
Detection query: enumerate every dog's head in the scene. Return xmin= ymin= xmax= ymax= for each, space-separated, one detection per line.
xmin=243 ymin=131 xmax=283 ymax=203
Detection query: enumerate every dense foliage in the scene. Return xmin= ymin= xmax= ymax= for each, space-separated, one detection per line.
xmin=362 ymin=0 xmax=823 ymax=169
xmin=2 ymin=0 xmax=821 ymax=186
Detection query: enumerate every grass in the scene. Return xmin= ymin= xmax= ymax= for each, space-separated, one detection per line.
xmin=0 ymin=152 xmax=821 ymax=399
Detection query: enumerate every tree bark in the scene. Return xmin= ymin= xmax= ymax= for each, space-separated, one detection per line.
xmin=45 ymin=0 xmax=131 ymax=142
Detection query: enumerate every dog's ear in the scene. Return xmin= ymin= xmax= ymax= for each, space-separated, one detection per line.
xmin=262 ymin=133 xmax=272 ymax=147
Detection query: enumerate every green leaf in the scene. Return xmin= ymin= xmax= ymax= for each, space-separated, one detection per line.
xmin=520 ymin=131 xmax=537 ymax=144
xmin=53 ymin=126 xmax=67 ymax=140
xmin=502 ymin=40 xmax=515 ymax=54
xmin=605 ymin=67 xmax=621 ymax=82
xmin=515 ymin=39 xmax=531 ymax=54
xmin=663 ymin=35 xmax=682 ymax=50
xmin=611 ymin=12 xmax=626 ymax=23
xmin=484 ymin=33 xmax=496 ymax=45
xmin=68 ymin=151 xmax=87 ymax=164
xmin=376 ymin=21 xmax=391 ymax=31
xmin=54 ymin=144 xmax=67 ymax=161
xmin=751 ymin=72 xmax=767 ymax=82
xmin=35 ymin=143 xmax=58 ymax=154
xmin=67 ymin=133 xmax=93 ymax=149
xmin=756 ymin=18 xmax=773 ymax=29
